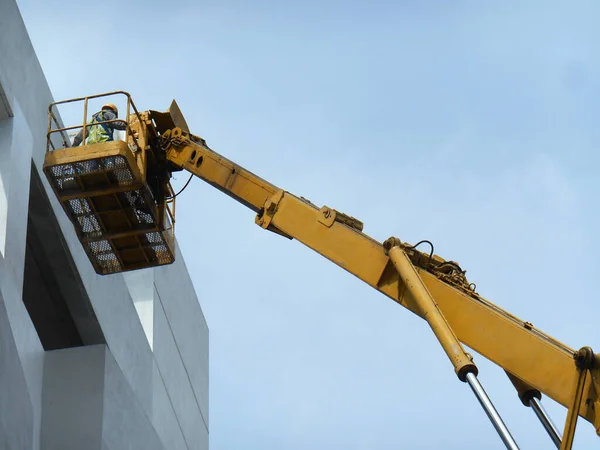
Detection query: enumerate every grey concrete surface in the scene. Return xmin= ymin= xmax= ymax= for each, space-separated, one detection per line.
xmin=0 ymin=289 xmax=34 ymax=450
xmin=0 ymin=0 xmax=209 ymax=448
xmin=154 ymin=242 xmax=210 ymax=425
xmin=0 ymin=82 xmax=12 ymax=120
xmin=154 ymin=281 xmax=209 ymax=447
xmin=151 ymin=359 xmax=189 ymax=450
xmin=41 ymin=346 xmax=105 ymax=450
xmin=41 ymin=345 xmax=167 ymax=450
xmin=102 ymin=346 xmax=164 ymax=450
xmin=0 ymin=93 xmax=44 ymax=450
xmin=25 ymin=166 xmax=106 ymax=348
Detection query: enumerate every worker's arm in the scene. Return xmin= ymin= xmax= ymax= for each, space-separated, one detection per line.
xmin=159 ymin=126 xmax=599 ymax=433
xmin=72 ymin=128 xmax=83 ymax=146
xmin=103 ymin=110 xmax=128 ymax=130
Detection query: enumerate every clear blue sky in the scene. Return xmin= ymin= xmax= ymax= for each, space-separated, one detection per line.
xmin=17 ymin=1 xmax=600 ymax=448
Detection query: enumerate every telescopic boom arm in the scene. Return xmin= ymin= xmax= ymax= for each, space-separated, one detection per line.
xmin=149 ymin=105 xmax=599 ymax=449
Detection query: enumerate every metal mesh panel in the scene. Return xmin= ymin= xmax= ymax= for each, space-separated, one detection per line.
xmin=113 ymin=168 xmax=133 ymax=184
xmin=45 ymin=148 xmax=175 ymax=274
xmin=142 ymin=232 xmax=174 ymax=265
xmin=124 ymin=190 xmax=156 ymax=224
xmin=100 ymin=156 xmax=128 ymax=171
xmin=62 ymin=187 xmax=159 ymax=240
xmin=49 ymin=164 xmax=79 ymax=191
xmin=67 ymin=202 xmax=99 ymax=238
xmin=152 ymin=242 xmax=173 ymax=264
xmin=65 ymin=198 xmax=103 ymax=238
xmin=86 ymin=240 xmax=122 ymax=274
xmin=89 ymin=239 xmax=112 ymax=254
xmin=48 ymin=155 xmax=135 ymax=194
xmin=62 ymin=191 xmax=175 ymax=274
xmin=145 ymin=231 xmax=162 ymax=244
xmin=84 ymin=231 xmax=174 ymax=275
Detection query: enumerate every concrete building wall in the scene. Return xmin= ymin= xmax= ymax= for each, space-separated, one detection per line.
xmin=0 ymin=1 xmax=208 ymax=449
xmin=41 ymin=346 xmax=106 ymax=450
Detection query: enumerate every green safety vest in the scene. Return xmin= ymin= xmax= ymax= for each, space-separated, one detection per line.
xmin=85 ymin=111 xmax=114 ymax=144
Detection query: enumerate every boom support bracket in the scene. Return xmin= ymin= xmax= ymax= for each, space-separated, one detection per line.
xmin=561 ymin=347 xmax=600 ymax=449
xmin=255 ymin=190 xmax=293 ymax=239
xmin=256 ymin=190 xmax=284 ymax=230
xmin=318 ymin=206 xmax=364 ymax=231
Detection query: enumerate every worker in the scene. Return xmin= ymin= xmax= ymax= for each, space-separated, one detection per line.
xmin=69 ymin=102 xmax=151 ymax=220
xmin=72 ymin=103 xmax=127 ymax=146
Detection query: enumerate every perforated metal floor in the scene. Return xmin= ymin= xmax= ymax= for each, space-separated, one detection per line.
xmin=47 ymin=155 xmax=135 ymax=195
xmin=43 ymin=142 xmax=175 ymax=275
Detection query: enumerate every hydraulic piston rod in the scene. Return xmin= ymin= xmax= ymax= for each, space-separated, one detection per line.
xmin=383 ymin=238 xmax=476 ymax=380
xmin=530 ymin=397 xmax=562 ymax=448
xmin=384 ymin=238 xmax=520 ymax=450
xmin=466 ymin=373 xmax=521 ymax=450
xmin=506 ymin=372 xmax=562 ymax=447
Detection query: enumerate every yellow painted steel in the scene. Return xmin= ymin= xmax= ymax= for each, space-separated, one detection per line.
xmin=161 ymin=128 xmax=278 ymax=213
xmin=561 ymin=368 xmax=588 ymax=450
xmin=384 ymin=239 xmax=477 ymax=381
xmin=162 ymin=128 xmax=600 ymax=437
xmin=506 ymin=371 xmax=541 ymax=406
xmin=44 ymin=93 xmax=177 ymax=275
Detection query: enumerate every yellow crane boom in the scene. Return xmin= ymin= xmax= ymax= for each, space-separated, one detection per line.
xmin=158 ymin=116 xmax=599 ymax=436
xmin=43 ymin=92 xmax=600 ymax=449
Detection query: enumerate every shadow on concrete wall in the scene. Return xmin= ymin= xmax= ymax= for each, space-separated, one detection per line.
xmin=22 ymin=163 xmax=106 ymax=350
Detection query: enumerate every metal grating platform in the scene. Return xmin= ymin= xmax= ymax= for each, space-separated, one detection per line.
xmin=43 ymin=141 xmax=175 ymax=275
xmin=47 ymin=154 xmax=136 ymax=196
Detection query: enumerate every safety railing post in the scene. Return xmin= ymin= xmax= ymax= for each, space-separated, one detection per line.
xmin=126 ymin=95 xmax=131 ymax=147
xmin=82 ymin=97 xmax=88 ymax=145
xmin=46 ymin=105 xmax=54 ymax=152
